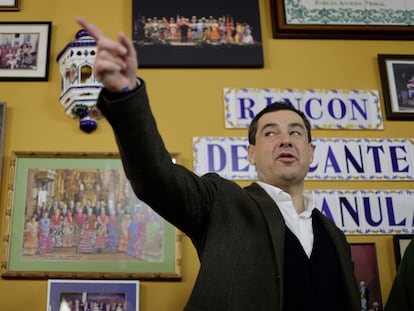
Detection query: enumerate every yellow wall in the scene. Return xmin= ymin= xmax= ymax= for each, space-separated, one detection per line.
xmin=1 ymin=0 xmax=414 ymax=310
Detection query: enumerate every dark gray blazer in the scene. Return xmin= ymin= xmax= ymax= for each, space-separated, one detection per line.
xmin=97 ymin=80 xmax=360 ymax=311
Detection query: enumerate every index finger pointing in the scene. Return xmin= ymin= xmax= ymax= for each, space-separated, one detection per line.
xmin=75 ymin=16 xmax=106 ymax=41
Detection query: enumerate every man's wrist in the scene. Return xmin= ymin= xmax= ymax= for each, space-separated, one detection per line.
xmin=120 ymin=79 xmax=141 ymax=93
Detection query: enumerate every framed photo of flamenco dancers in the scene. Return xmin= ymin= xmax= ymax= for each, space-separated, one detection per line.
xmin=132 ymin=0 xmax=264 ymax=67
xmin=1 ymin=151 xmax=182 ymax=280
xmin=47 ymin=279 xmax=140 ymax=311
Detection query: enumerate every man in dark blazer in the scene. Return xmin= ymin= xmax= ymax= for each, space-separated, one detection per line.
xmin=76 ymin=17 xmax=360 ymax=311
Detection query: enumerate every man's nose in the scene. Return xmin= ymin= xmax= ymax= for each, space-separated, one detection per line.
xmin=279 ymin=133 xmax=292 ymax=147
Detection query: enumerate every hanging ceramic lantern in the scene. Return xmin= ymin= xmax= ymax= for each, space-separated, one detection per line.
xmin=56 ymin=29 xmax=102 ymax=133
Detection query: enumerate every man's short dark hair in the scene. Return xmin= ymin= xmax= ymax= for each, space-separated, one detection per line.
xmin=248 ymin=101 xmax=312 ymax=145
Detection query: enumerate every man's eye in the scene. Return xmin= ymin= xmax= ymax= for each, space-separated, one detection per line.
xmin=265 ymin=131 xmax=276 ymax=137
xmin=290 ymin=130 xmax=301 ymax=136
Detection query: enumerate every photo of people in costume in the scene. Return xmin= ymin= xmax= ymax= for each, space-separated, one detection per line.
xmin=21 ymin=168 xmax=165 ymax=263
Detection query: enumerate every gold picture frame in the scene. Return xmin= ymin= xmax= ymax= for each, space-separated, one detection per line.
xmin=1 ymin=151 xmax=182 ymax=280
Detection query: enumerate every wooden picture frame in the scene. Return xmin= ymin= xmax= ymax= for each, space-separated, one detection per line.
xmin=1 ymin=151 xmax=182 ymax=280
xmin=47 ymin=279 xmax=140 ymax=311
xmin=378 ymin=54 xmax=414 ymax=120
xmin=393 ymin=234 xmax=414 ymax=269
xmin=132 ymin=0 xmax=264 ymax=68
xmin=0 ymin=103 xmax=5 ymax=187
xmin=0 ymin=0 xmax=19 ymax=11
xmin=0 ymin=22 xmax=51 ymax=81
xmin=350 ymin=243 xmax=382 ymax=311
xmin=271 ymin=0 xmax=414 ymax=40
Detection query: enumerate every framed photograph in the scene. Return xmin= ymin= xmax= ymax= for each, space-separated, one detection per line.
xmin=270 ymin=1 xmax=414 ymax=40
xmin=0 ymin=22 xmax=51 ymax=81
xmin=350 ymin=243 xmax=382 ymax=311
xmin=47 ymin=279 xmax=140 ymax=311
xmin=1 ymin=151 xmax=182 ymax=280
xmin=378 ymin=54 xmax=414 ymax=120
xmin=132 ymin=0 xmax=264 ymax=68
xmin=0 ymin=103 xmax=5 ymax=185
xmin=393 ymin=234 xmax=414 ymax=268
xmin=0 ymin=0 xmax=19 ymax=11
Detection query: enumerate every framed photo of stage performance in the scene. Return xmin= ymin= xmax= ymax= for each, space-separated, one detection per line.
xmin=1 ymin=151 xmax=182 ymax=280
xmin=47 ymin=279 xmax=140 ymax=311
xmin=132 ymin=0 xmax=264 ymax=67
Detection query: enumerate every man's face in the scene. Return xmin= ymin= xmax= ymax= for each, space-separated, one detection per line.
xmin=248 ymin=110 xmax=314 ymax=188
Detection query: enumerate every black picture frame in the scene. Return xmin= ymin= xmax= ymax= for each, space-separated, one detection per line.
xmin=378 ymin=54 xmax=414 ymax=120
xmin=350 ymin=243 xmax=382 ymax=311
xmin=271 ymin=0 xmax=414 ymax=40
xmin=393 ymin=234 xmax=414 ymax=269
xmin=0 ymin=22 xmax=52 ymax=81
xmin=132 ymin=0 xmax=263 ymax=68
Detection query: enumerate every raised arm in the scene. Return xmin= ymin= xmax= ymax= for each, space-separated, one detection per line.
xmin=75 ymin=16 xmax=138 ymax=93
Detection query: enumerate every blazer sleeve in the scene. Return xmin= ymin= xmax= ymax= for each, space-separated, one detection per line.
xmin=96 ymin=80 xmax=220 ymax=237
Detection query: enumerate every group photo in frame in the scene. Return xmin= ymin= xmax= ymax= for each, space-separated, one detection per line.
xmin=0 ymin=22 xmax=51 ymax=81
xmin=132 ymin=0 xmax=263 ymax=67
xmin=393 ymin=234 xmax=414 ymax=268
xmin=350 ymin=243 xmax=382 ymax=311
xmin=1 ymin=152 xmax=182 ymax=280
xmin=270 ymin=0 xmax=414 ymax=40
xmin=0 ymin=0 xmax=19 ymax=11
xmin=378 ymin=54 xmax=414 ymax=120
xmin=47 ymin=279 xmax=140 ymax=311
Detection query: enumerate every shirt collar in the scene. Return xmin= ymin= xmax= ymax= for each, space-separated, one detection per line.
xmin=256 ymin=181 xmax=315 ymax=217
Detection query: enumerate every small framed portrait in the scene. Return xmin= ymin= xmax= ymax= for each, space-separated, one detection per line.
xmin=378 ymin=54 xmax=414 ymax=120
xmin=47 ymin=279 xmax=140 ymax=311
xmin=0 ymin=22 xmax=51 ymax=81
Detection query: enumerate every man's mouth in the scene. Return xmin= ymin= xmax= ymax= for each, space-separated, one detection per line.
xmin=276 ymin=152 xmax=297 ymax=161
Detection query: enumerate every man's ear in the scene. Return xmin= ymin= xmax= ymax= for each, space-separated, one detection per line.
xmin=248 ymin=144 xmax=256 ymax=165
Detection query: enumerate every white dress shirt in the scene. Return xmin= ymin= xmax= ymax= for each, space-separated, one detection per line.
xmin=257 ymin=181 xmax=315 ymax=258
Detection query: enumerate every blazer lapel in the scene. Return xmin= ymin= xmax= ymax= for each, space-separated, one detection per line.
xmin=245 ymin=183 xmax=285 ymax=291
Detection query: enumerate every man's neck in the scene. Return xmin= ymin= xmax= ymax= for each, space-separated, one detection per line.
xmin=276 ymin=183 xmax=305 ymax=214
